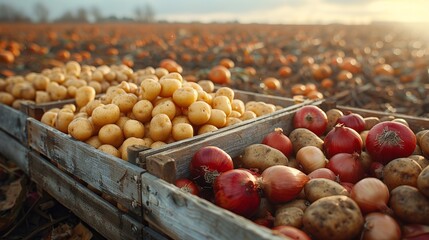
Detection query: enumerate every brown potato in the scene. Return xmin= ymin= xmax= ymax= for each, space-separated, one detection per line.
xmin=417 ymin=166 xmax=429 ymax=198
xmin=85 ymin=135 xmax=102 ymax=148
xmin=40 ymin=111 xmax=57 ymax=127
xmin=274 ymin=207 xmax=304 ymax=228
xmin=68 ymin=117 xmax=94 ymax=141
xmin=119 ymin=137 xmax=150 ymax=161
xmin=112 ymin=93 xmax=138 ymax=113
xmin=123 ymin=119 xmax=145 ymax=139
xmin=363 ymin=117 xmax=380 ymax=130
xmin=389 ymin=185 xmax=429 ymax=225
xmin=149 ymin=113 xmax=172 ymax=142
xmin=419 ymin=131 xmax=429 ymax=159
xmin=325 ymin=108 xmax=343 ymax=132
xmin=303 ymin=196 xmax=364 ymax=240
xmin=408 ymin=155 xmax=429 ymax=169
xmin=0 ymin=92 xmax=14 ymax=105
xmin=383 ymin=157 xmax=422 ymax=190
xmin=55 ymin=109 xmax=74 ymax=133
xmin=75 ymin=86 xmax=96 ymax=108
xmin=98 ymin=124 xmax=124 ymax=148
xmin=98 ymin=144 xmax=120 ymax=158
xmin=241 ymin=144 xmax=288 ymax=172
xmin=91 ymin=104 xmax=121 ymax=127
xmin=304 ymin=178 xmax=349 ymax=203
xmin=35 ymin=91 xmax=51 ymax=104
xmin=289 ymin=128 xmax=324 ymax=154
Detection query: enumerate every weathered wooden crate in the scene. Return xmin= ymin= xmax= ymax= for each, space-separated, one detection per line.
xmin=27 ymin=118 xmax=145 ymax=217
xmin=0 ymin=104 xmax=29 ymax=173
xmin=28 ymin=151 xmax=168 ymax=240
xmin=140 ymin=101 xmax=429 ymax=240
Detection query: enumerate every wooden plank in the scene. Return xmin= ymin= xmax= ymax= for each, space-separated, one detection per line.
xmin=28 ymin=151 xmax=158 ymax=240
xmin=141 ymin=173 xmax=284 ymax=240
xmin=20 ymin=98 xmax=76 ymax=120
xmin=27 ymin=118 xmax=144 ymax=216
xmin=0 ymin=130 xmax=29 ymax=174
xmin=338 ymin=105 xmax=429 ymax=132
xmin=0 ymin=104 xmax=27 ymax=144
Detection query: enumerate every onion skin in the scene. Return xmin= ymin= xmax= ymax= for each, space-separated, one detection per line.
xmin=402 ymin=224 xmax=429 ymax=239
xmin=327 ymin=153 xmax=365 ymax=184
xmin=262 ymin=128 xmax=293 ymax=157
xmin=214 ymin=169 xmax=261 ymax=218
xmin=361 ymin=212 xmax=401 ymax=240
xmin=261 ymin=165 xmax=309 ymax=204
xmin=350 ymin=178 xmax=390 ymax=213
xmin=324 ymin=124 xmax=363 ymax=159
xmin=293 ymin=105 xmax=328 ymax=136
xmin=337 ymin=112 xmax=366 ymax=133
xmin=272 ymin=226 xmax=311 ymax=240
xmin=308 ymin=168 xmax=336 ymax=181
xmin=190 ymin=146 xmax=233 ymax=187
xmin=366 ymin=121 xmax=416 ymax=165
xmin=174 ymin=178 xmax=200 ymax=196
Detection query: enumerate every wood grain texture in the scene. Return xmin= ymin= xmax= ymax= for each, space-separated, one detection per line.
xmin=27 ymin=118 xmax=144 ymax=215
xmin=0 ymin=130 xmax=29 ymax=174
xmin=141 ymin=173 xmax=284 ymax=240
xmin=0 ymin=104 xmax=27 ymax=144
xmin=28 ymin=151 xmax=153 ymax=240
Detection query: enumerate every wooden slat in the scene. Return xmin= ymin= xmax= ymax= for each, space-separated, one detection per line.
xmin=141 ymin=173 xmax=284 ymax=240
xmin=338 ymin=105 xmax=429 ymax=132
xmin=20 ymin=98 xmax=76 ymax=120
xmin=0 ymin=130 xmax=29 ymax=174
xmin=27 ymin=118 xmax=144 ymax=216
xmin=28 ymin=151 xmax=155 ymax=240
xmin=0 ymin=104 xmax=27 ymax=144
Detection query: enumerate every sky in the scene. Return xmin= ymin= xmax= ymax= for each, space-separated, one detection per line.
xmin=1 ymin=0 xmax=429 ymax=24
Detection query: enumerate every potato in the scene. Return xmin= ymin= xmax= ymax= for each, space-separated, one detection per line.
xmin=151 ymin=99 xmax=176 ymax=120
xmin=225 ymin=117 xmax=242 ymax=127
xmin=197 ymin=124 xmax=218 ymax=135
xmin=112 ymin=93 xmax=138 ymax=113
xmin=417 ymin=166 xmax=429 ymax=198
xmin=389 ymin=185 xmax=429 ymax=224
xmin=408 ymin=155 xmax=429 ymax=169
xmin=91 ymin=104 xmax=121 ymax=127
xmin=363 ymin=117 xmax=380 ymax=130
xmin=140 ymin=78 xmax=161 ymax=101
xmin=119 ymin=137 xmax=150 ymax=161
xmin=35 ymin=91 xmax=51 ymax=104
xmin=197 ymin=80 xmax=214 ymax=93
xmin=289 ymin=128 xmax=324 ymax=154
xmin=304 ymin=178 xmax=349 ymax=203
xmin=98 ymin=144 xmax=120 ymax=158
xmin=0 ymin=92 xmax=14 ymax=105
xmin=188 ymin=101 xmax=211 ymax=126
xmin=212 ymin=95 xmax=232 ymax=116
xmin=416 ymin=130 xmax=429 ymax=144
xmin=276 ymin=199 xmax=309 ymax=212
xmin=123 ymin=119 xmax=145 ymax=139
xmin=241 ymin=144 xmax=288 ymax=172
xmin=383 ymin=157 xmax=422 ymax=190
xmin=68 ymin=117 xmax=94 ymax=141
xmin=149 ymin=113 xmax=172 ymax=142
xmin=207 ymin=109 xmax=227 ymax=128
xmin=172 ymin=123 xmax=194 ymax=141
xmin=75 ymin=86 xmax=96 ymax=108
xmin=215 ymin=87 xmax=234 ymax=103
xmin=85 ymin=99 xmax=103 ymax=116
xmin=172 ymin=86 xmax=198 ymax=107
xmin=85 ymin=136 xmax=102 ymax=148
xmin=274 ymin=207 xmax=304 ymax=228
xmin=55 ymin=109 xmax=74 ymax=133
xmin=303 ymin=196 xmax=364 ymax=240
xmin=419 ymin=131 xmax=429 ymax=159
xmin=40 ymin=111 xmax=57 ymax=127
xmin=325 ymin=109 xmax=343 ymax=132
xmin=159 ymin=78 xmax=182 ymax=98
xmin=98 ymin=124 xmax=124 ymax=148
xmin=132 ymin=100 xmax=153 ymax=123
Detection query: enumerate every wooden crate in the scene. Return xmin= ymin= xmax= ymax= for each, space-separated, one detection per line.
xmin=140 ymin=102 xmax=429 ymax=239
xmin=27 ymin=118 xmax=145 ymax=217
xmin=0 ymin=104 xmax=28 ymax=144
xmin=28 ymin=151 xmax=168 ymax=240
